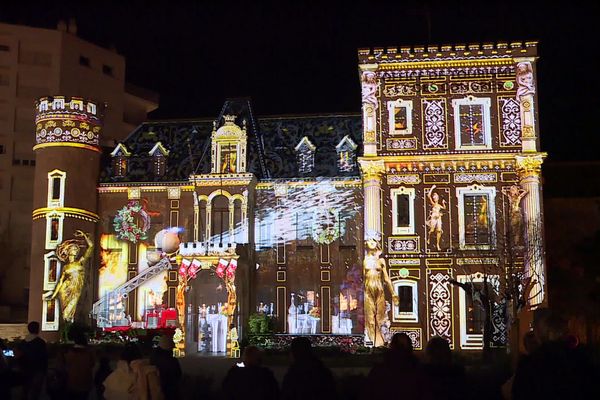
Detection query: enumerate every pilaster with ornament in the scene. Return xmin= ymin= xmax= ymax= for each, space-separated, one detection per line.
xmin=359 ymin=159 xmax=385 ymax=241
xmin=515 ymin=58 xmax=538 ymax=152
xmin=516 ymin=153 xmax=546 ymax=308
xmin=360 ymin=64 xmax=379 ymax=156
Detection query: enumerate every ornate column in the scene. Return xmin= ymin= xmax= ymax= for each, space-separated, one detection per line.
xmin=516 ymin=154 xmax=546 ymax=308
xmin=515 ymin=59 xmax=537 ymax=152
xmin=359 ymin=159 xmax=385 ymax=241
xmin=360 ymin=65 xmax=379 ymax=156
xmin=229 ymin=198 xmax=235 ymax=244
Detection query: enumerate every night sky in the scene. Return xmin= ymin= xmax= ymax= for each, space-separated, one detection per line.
xmin=2 ymin=1 xmax=598 ymax=160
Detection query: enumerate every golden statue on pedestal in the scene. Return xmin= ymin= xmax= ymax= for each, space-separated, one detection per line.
xmin=43 ymin=230 xmax=93 ymax=322
xmin=363 ymin=239 xmax=398 ymax=347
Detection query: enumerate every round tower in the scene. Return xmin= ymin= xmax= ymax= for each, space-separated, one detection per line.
xmin=28 ymin=96 xmax=105 ymax=340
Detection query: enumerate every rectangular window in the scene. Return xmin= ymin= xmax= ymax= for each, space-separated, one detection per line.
xmin=396 ymin=194 xmax=410 ymax=228
xmin=12 ymin=159 xmax=20 ymax=165
xmin=452 ymin=97 xmax=492 ymax=150
xmin=391 ymin=187 xmax=415 ymax=235
xmin=459 ymin=104 xmax=485 ymax=146
xmin=465 ymin=286 xmax=485 ymax=334
xmin=392 ymin=279 xmax=418 ymax=322
xmin=387 ymin=99 xmax=413 ymax=135
xmin=50 ymin=218 xmax=60 ymax=241
xmin=0 ymin=145 xmax=4 ymax=154
xmin=220 ymin=143 xmax=237 ymax=173
xmin=0 ymin=44 xmax=9 ymax=52
xmin=48 ymin=258 xmax=58 ymax=283
xmin=398 ymin=285 xmax=413 ymax=313
xmin=22 ymin=159 xmax=29 ymax=166
xmin=457 ymin=185 xmax=496 ymax=250
xmin=102 ymin=65 xmax=113 ymax=76
xmin=464 ymin=194 xmax=491 ymax=245
xmin=79 ymin=56 xmax=90 ymax=67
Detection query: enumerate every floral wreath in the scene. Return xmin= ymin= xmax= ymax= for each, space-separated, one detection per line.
xmin=312 ymin=208 xmax=341 ymax=245
xmin=113 ymin=200 xmax=151 ymax=243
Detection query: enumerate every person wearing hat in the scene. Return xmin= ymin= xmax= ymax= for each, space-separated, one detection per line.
xmin=150 ymin=335 xmax=182 ymax=400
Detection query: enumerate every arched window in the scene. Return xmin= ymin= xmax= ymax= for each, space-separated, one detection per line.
xmin=211 ymin=195 xmax=230 ymax=245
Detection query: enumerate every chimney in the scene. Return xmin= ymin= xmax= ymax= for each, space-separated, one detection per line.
xmin=68 ymin=18 xmax=78 ymax=35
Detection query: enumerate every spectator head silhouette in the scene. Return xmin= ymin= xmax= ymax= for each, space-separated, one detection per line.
xmin=290 ymin=336 xmax=312 ymax=361
xmin=158 ymin=335 xmax=173 ymax=351
xmin=425 ymin=336 xmax=452 ymax=365
xmin=523 ymin=330 xmax=540 ymax=354
xmin=27 ymin=321 xmax=40 ymax=334
xmin=534 ymin=309 xmax=567 ymax=343
xmin=390 ymin=333 xmax=413 ymax=353
xmin=242 ymin=345 xmax=262 ymax=367
xmin=121 ymin=344 xmax=142 ymax=363
xmin=71 ymin=330 xmax=88 ymax=346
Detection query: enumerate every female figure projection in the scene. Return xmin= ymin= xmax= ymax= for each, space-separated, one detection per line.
xmin=502 ymin=185 xmax=528 ymax=246
xmin=363 ymin=239 xmax=398 ymax=347
xmin=426 ymin=185 xmax=447 ymax=251
xmin=43 ymin=230 xmax=93 ymax=322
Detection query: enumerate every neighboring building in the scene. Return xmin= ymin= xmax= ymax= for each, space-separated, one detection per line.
xmin=0 ymin=21 xmax=158 ymax=321
xmin=28 ymin=42 xmax=547 ymax=353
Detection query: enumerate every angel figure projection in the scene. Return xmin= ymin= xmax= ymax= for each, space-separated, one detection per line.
xmin=426 ymin=185 xmax=447 ymax=251
xmin=43 ymin=230 xmax=93 ymax=322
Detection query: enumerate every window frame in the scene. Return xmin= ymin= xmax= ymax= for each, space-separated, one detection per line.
xmin=452 ymin=96 xmax=492 ymax=150
xmin=392 ymin=279 xmax=418 ymax=322
xmin=45 ymin=211 xmax=64 ymax=249
xmin=457 ymin=273 xmax=499 ymax=349
xmin=47 ymin=169 xmax=66 ymax=208
xmin=43 ymin=251 xmax=61 ymax=290
xmin=387 ymin=98 xmax=413 ymax=135
xmin=391 ymin=187 xmax=416 ymax=235
xmin=456 ymin=185 xmax=496 ymax=250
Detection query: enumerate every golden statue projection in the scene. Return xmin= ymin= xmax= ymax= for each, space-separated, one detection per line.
xmin=43 ymin=230 xmax=93 ymax=322
xmin=426 ymin=185 xmax=447 ymax=251
xmin=502 ymin=185 xmax=528 ymax=246
xmin=363 ymin=239 xmax=398 ymax=347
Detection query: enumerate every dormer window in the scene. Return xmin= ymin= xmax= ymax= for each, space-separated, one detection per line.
xmin=210 ymin=115 xmax=247 ymax=174
xmin=335 ymin=135 xmax=357 ymax=173
xmin=110 ymin=143 xmax=131 ymax=178
xmin=148 ymin=142 xmax=169 ymax=177
xmin=295 ymin=136 xmax=316 ymax=175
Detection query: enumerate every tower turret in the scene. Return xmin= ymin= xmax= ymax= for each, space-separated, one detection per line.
xmin=28 ymin=96 xmax=105 ymax=339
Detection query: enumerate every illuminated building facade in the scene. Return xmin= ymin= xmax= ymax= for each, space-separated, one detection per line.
xmin=0 ymin=21 xmax=158 ymax=321
xmin=28 ymin=41 xmax=546 ymax=351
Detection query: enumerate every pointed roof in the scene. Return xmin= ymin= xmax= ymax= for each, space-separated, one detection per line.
xmin=294 ymin=136 xmax=316 ymax=152
xmin=335 ymin=135 xmax=358 ymax=151
xmin=110 ymin=143 xmax=131 ymax=157
xmin=148 ymin=141 xmax=170 ymax=156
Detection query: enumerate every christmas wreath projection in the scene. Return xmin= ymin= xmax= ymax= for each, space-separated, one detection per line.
xmin=113 ymin=200 xmax=152 ymax=243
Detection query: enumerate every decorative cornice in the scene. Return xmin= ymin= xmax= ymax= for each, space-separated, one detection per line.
xmin=33 ymin=142 xmax=101 ymax=153
xmin=32 ymin=207 xmax=99 ymax=222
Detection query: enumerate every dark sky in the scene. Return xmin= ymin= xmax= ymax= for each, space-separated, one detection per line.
xmin=2 ymin=1 xmax=599 ymax=160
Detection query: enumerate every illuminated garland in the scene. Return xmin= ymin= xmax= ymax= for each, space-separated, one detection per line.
xmin=113 ymin=201 xmax=151 ymax=243
xmin=312 ymin=208 xmax=340 ymax=245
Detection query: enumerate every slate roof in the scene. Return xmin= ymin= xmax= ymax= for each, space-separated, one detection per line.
xmin=100 ymin=99 xmax=361 ymax=183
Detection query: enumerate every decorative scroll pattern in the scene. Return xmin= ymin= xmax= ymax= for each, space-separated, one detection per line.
xmin=377 ymin=65 xmax=516 ymax=79
xmin=423 ymin=100 xmax=446 ymax=149
xmin=491 ymin=300 xmax=508 ymax=347
xmin=383 ymin=83 xmax=418 ymax=97
xmin=387 ymin=174 xmax=420 ymax=185
xmin=500 ymin=98 xmax=522 ymax=146
xmin=449 ymin=81 xmax=493 ymax=94
xmin=388 ymin=237 xmax=419 ymax=254
xmin=389 ymin=258 xmax=420 ymax=266
xmin=386 ymin=138 xmax=417 ymax=150
xmin=390 ymin=328 xmax=422 ymax=350
xmin=428 ymin=270 xmax=452 ymax=344
xmin=454 ymin=173 xmax=497 ymax=183
xmin=36 ymin=123 xmax=100 ymax=146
